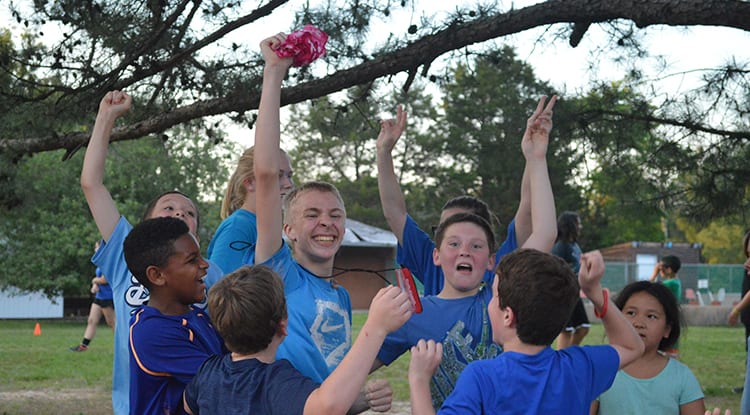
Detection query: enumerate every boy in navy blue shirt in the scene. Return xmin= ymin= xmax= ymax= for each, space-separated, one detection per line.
xmin=184 ymin=265 xmax=411 ymax=415
xmin=123 ymin=217 xmax=224 ymax=415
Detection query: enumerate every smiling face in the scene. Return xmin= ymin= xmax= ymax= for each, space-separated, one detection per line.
xmin=622 ymin=291 xmax=671 ymax=353
xmin=284 ymin=189 xmax=346 ymax=269
xmin=149 ymin=193 xmax=199 ymax=235
xmin=433 ymin=221 xmax=494 ymax=298
xmin=158 ymin=233 xmax=209 ymax=306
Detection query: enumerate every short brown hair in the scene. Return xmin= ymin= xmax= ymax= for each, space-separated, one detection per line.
xmin=207 ymin=265 xmax=287 ymax=354
xmin=495 ymin=249 xmax=579 ymax=346
xmin=434 ymin=212 xmax=496 ymax=253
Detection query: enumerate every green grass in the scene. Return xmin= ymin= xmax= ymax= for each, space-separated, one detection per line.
xmin=0 ymin=318 xmax=745 ymax=414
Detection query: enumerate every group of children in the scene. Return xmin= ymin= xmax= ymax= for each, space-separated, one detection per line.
xmin=79 ymin=31 xmax=729 ymax=415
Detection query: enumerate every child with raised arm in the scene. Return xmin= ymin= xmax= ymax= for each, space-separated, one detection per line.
xmin=81 ymin=90 xmax=224 ymax=415
xmin=123 ymin=217 xmax=224 ymax=415
xmin=183 ymin=265 xmax=411 ymax=415
xmin=371 ymin=96 xmax=558 ymax=408
xmin=409 ymin=250 xmax=644 ymax=415
xmin=247 ymin=33 xmax=392 ymax=413
xmin=592 ymin=280 xmax=705 ymax=415
xmin=376 ymin=104 xmax=538 ymax=296
xmin=207 ymin=146 xmax=294 ymax=274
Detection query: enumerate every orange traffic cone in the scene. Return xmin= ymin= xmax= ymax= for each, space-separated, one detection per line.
xmin=33 ymin=322 xmax=41 ymax=336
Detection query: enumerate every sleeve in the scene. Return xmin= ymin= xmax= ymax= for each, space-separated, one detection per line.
xmin=585 ymin=345 xmax=620 ymax=398
xmin=376 ymin=325 xmax=412 ymax=366
xmin=397 ymin=215 xmax=442 ymax=295
xmin=208 ymin=217 xmax=257 ymax=274
xmin=129 ymin=314 xmax=216 ymax=385
xmin=677 ymin=363 xmax=704 ymax=405
xmin=246 ymin=243 xmax=302 ymax=292
xmin=438 ymin=362 xmax=485 ymax=415
xmin=92 ymin=216 xmax=135 ymax=296
xmin=491 ymin=219 xmax=519 ymax=284
xmin=183 ymin=361 xmax=207 ymax=415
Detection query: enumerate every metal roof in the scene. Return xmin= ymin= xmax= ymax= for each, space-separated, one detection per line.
xmin=341 ymin=218 xmax=397 ymax=248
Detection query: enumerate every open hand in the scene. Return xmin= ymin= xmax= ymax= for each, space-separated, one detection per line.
xmin=376 ymin=105 xmax=407 ymax=154
xmin=522 ymin=95 xmax=557 ymax=161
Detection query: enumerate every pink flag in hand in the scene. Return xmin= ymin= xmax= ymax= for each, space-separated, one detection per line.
xmin=275 ymin=25 xmax=329 ymax=67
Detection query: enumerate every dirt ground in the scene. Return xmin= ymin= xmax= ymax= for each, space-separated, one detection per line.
xmin=0 ymin=388 xmax=411 ymax=415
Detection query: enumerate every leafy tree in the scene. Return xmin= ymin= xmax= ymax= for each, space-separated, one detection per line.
xmin=0 ymin=128 xmax=236 ymax=297
xmin=676 ymin=217 xmax=749 ymax=264
xmin=432 ymin=46 xmax=583 ymax=237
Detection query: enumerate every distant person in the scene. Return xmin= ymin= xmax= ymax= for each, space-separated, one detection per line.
xmin=124 ymin=217 xmax=224 ymax=415
xmin=207 ymin=146 xmax=294 ymax=275
xmin=183 ymin=265 xmax=411 ymax=415
xmin=649 ymin=254 xmax=682 ymax=357
xmin=728 ymin=229 xmax=750 ymax=397
xmin=649 ymin=255 xmax=683 ymax=303
xmin=372 ymin=95 xmax=557 ymax=408
xmin=408 ymin=250 xmax=644 ymax=415
xmin=70 ymin=241 xmax=116 ymax=352
xmin=592 ymin=280 xmax=705 ymax=414
xmin=552 ymin=211 xmax=591 ymax=349
xmin=80 ymin=90 xmax=224 ymax=414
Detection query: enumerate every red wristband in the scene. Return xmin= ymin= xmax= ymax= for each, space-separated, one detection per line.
xmin=594 ymin=288 xmax=609 ymax=319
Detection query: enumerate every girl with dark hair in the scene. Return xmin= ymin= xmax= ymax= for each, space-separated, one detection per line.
xmin=552 ymin=211 xmax=590 ymax=348
xmin=592 ymin=281 xmax=705 ymax=415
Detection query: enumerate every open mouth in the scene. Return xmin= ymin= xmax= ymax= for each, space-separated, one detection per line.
xmin=456 ymin=263 xmax=473 ymax=272
xmin=314 ymin=235 xmax=336 ymax=243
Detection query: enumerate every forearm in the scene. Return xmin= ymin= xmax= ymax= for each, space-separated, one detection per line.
xmin=376 ymin=148 xmax=407 ymax=242
xmin=520 ymin=159 xmax=556 ymax=252
xmin=253 ymin=65 xmax=285 ymax=263
xmin=81 ymin=112 xmax=115 ymax=190
xmin=514 ymin=163 xmax=532 ymax=247
xmin=254 ymin=66 xmax=284 ymax=179
xmin=80 ymin=112 xmax=121 ymax=240
xmin=408 ymin=379 xmax=436 ymax=415
xmin=731 ymin=290 xmax=750 ymax=317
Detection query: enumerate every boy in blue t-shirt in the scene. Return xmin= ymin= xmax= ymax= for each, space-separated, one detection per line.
xmin=183 ymin=265 xmax=411 ymax=415
xmin=123 ymin=217 xmax=224 ymax=415
xmin=373 ymin=95 xmax=559 ymax=408
xmin=408 ymin=250 xmax=644 ymax=415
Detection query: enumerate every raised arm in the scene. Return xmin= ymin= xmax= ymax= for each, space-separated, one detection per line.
xmin=514 ymin=164 xmax=532 ymax=248
xmin=648 ymin=262 xmax=661 ymax=282
xmin=407 ymin=339 xmax=443 ymax=415
xmin=375 ymin=105 xmax=408 ymax=244
xmin=519 ymin=95 xmax=558 ymax=252
xmin=80 ymin=91 xmax=132 ymax=241
xmin=580 ymin=251 xmax=644 ymax=368
xmin=253 ymin=34 xmax=292 ymax=264
xmin=304 ymin=285 xmax=412 ymax=415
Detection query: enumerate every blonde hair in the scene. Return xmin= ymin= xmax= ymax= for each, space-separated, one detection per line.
xmin=283 ymin=181 xmax=345 ymax=226
xmin=220 ymin=147 xmax=255 ymax=220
